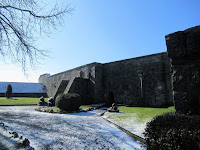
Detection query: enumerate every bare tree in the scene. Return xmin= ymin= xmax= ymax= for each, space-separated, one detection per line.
xmin=0 ymin=0 xmax=72 ymax=71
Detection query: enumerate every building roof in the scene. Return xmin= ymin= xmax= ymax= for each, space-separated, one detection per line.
xmin=0 ymin=82 xmax=46 ymax=93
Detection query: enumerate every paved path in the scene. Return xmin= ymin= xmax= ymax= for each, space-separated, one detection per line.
xmin=0 ymin=106 xmax=145 ymax=150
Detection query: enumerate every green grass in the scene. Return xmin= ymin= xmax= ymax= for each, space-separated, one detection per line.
xmin=118 ymin=106 xmax=175 ymax=120
xmin=0 ymin=97 xmax=48 ymax=105
xmin=79 ymin=105 xmax=93 ymax=110
xmin=42 ymin=107 xmax=61 ymax=112
xmin=104 ymin=106 xmax=175 ymax=124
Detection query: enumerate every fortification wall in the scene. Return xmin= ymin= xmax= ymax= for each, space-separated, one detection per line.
xmin=38 ymin=62 xmax=103 ymax=103
xmin=102 ymin=52 xmax=173 ymax=107
xmin=39 ymin=53 xmax=173 ymax=107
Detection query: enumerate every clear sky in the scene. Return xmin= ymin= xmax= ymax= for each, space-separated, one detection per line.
xmin=0 ymin=0 xmax=200 ymax=82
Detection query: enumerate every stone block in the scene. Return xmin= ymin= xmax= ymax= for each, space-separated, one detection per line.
xmin=167 ymin=26 xmax=200 ymax=114
xmin=165 ymin=31 xmax=186 ymax=59
xmin=173 ymin=92 xmax=184 ymax=112
xmin=184 ymin=26 xmax=200 ymax=56
xmin=172 ymin=64 xmax=200 ymax=114
xmin=166 ymin=25 xmax=200 ymax=60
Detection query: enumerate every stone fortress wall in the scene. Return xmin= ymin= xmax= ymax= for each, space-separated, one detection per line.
xmin=39 ymin=52 xmax=173 ymax=107
xmin=102 ymin=52 xmax=173 ymax=107
xmin=39 ymin=25 xmax=200 ymax=108
xmin=39 ymin=63 xmax=103 ymax=104
xmin=0 ymin=25 xmax=198 ymax=110
xmin=166 ymin=25 xmax=200 ymax=114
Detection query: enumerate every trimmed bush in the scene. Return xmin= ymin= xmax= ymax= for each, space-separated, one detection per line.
xmin=55 ymin=93 xmax=81 ymax=111
xmin=5 ymin=84 xmax=12 ymax=99
xmin=144 ymin=112 xmax=200 ymax=150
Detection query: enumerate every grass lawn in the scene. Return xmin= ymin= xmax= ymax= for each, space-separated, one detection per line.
xmin=104 ymin=106 xmax=175 ymax=124
xmin=103 ymin=106 xmax=175 ymax=137
xmin=80 ymin=105 xmax=94 ymax=110
xmin=42 ymin=107 xmax=61 ymax=112
xmin=118 ymin=106 xmax=175 ymax=121
xmin=0 ymin=97 xmax=47 ymax=105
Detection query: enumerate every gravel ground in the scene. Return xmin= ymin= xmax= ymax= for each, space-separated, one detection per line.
xmin=0 ymin=106 xmax=146 ymax=150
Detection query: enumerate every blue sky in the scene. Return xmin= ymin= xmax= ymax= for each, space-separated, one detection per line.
xmin=1 ymin=0 xmax=200 ymax=82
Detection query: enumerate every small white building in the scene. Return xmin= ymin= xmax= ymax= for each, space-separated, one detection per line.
xmin=0 ymin=82 xmax=47 ymax=97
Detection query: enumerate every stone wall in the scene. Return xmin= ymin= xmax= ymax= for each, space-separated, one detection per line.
xmin=38 ymin=62 xmax=103 ymax=103
xmin=166 ymin=25 xmax=200 ymax=114
xmin=64 ymin=77 xmax=92 ymax=104
xmin=102 ymin=52 xmax=173 ymax=107
xmin=39 ymin=53 xmax=173 ymax=107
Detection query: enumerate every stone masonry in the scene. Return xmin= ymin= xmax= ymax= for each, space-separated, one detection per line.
xmin=39 ymin=63 xmax=102 ymax=104
xmin=166 ymin=25 xmax=200 ymax=115
xmin=2 ymin=25 xmax=198 ymax=110
xmin=39 ymin=52 xmax=173 ymax=107
xmin=102 ymin=53 xmax=173 ymax=107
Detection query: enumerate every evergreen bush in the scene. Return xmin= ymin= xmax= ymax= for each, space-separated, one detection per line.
xmin=55 ymin=93 xmax=81 ymax=111
xmin=144 ymin=112 xmax=200 ymax=150
xmin=5 ymin=84 xmax=12 ymax=99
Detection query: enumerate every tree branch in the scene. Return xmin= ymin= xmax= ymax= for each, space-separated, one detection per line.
xmin=0 ymin=1 xmax=72 ymax=72
xmin=0 ymin=5 xmax=72 ymax=19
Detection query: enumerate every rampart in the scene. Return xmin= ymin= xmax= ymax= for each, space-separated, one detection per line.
xmin=103 ymin=52 xmax=173 ymax=107
xmin=39 ymin=62 xmax=103 ymax=104
xmin=39 ymin=52 xmax=173 ymax=107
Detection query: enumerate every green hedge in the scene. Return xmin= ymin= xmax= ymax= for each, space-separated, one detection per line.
xmin=5 ymin=84 xmax=12 ymax=99
xmin=144 ymin=112 xmax=200 ymax=150
xmin=55 ymin=93 xmax=81 ymax=111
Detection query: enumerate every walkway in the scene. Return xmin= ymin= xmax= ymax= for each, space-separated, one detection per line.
xmin=0 ymin=106 xmax=145 ymax=150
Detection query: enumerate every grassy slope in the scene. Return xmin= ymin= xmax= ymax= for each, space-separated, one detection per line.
xmin=0 ymin=97 xmax=47 ymax=105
